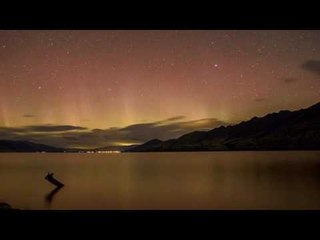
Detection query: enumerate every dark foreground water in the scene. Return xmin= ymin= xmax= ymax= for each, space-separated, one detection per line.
xmin=1 ymin=151 xmax=320 ymax=209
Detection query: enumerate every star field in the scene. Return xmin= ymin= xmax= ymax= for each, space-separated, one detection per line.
xmin=0 ymin=30 xmax=320 ymax=147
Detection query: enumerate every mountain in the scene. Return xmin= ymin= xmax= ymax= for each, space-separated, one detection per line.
xmin=0 ymin=140 xmax=64 ymax=152
xmin=0 ymin=139 xmax=138 ymax=153
xmin=64 ymin=145 xmax=140 ymax=152
xmin=128 ymin=102 xmax=320 ymax=152
xmin=91 ymin=145 xmax=140 ymax=152
xmin=128 ymin=139 xmax=163 ymax=152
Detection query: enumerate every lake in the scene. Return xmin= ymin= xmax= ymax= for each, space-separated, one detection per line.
xmin=1 ymin=151 xmax=320 ymax=210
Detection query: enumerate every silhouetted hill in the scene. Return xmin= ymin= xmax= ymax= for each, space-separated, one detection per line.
xmin=91 ymin=145 xmax=140 ymax=152
xmin=64 ymin=145 xmax=139 ymax=152
xmin=0 ymin=140 xmax=64 ymax=152
xmin=128 ymin=102 xmax=320 ymax=151
xmin=127 ymin=139 xmax=163 ymax=152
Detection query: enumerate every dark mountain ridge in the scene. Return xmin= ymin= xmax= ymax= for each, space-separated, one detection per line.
xmin=0 ymin=140 xmax=64 ymax=152
xmin=0 ymin=140 xmax=138 ymax=153
xmin=129 ymin=102 xmax=320 ymax=152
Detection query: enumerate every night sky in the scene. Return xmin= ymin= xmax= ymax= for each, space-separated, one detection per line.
xmin=0 ymin=30 xmax=320 ymax=148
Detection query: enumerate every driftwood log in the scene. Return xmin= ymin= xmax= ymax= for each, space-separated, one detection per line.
xmin=45 ymin=172 xmax=64 ymax=188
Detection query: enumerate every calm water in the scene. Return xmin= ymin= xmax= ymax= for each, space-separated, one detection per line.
xmin=1 ymin=151 xmax=320 ymax=209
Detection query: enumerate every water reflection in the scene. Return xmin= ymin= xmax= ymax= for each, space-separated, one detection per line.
xmin=1 ymin=152 xmax=320 ymax=209
xmin=45 ymin=186 xmax=63 ymax=208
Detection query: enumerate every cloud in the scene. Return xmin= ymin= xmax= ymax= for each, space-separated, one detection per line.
xmin=301 ymin=60 xmax=320 ymax=76
xmin=22 ymin=114 xmax=36 ymax=118
xmin=117 ymin=117 xmax=228 ymax=142
xmin=0 ymin=127 xmax=26 ymax=133
xmin=255 ymin=98 xmax=266 ymax=102
xmin=162 ymin=116 xmax=186 ymax=122
xmin=25 ymin=124 xmax=87 ymax=132
xmin=0 ymin=124 xmax=89 ymax=148
xmin=153 ymin=115 xmax=186 ymax=125
xmin=63 ymin=136 xmax=80 ymax=141
xmin=177 ymin=118 xmax=226 ymax=129
xmin=283 ymin=78 xmax=298 ymax=83
xmin=0 ymin=118 xmax=229 ymax=148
